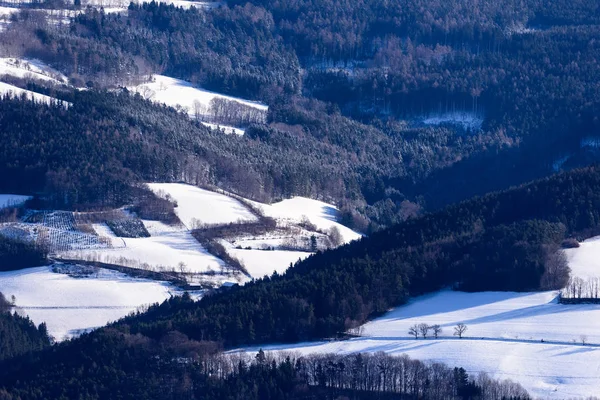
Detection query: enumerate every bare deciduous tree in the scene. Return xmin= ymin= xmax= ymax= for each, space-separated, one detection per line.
xmin=454 ymin=323 xmax=467 ymax=338
xmin=431 ymin=324 xmax=442 ymax=339
xmin=418 ymin=323 xmax=430 ymax=339
xmin=408 ymin=324 xmax=419 ymax=339
xmin=326 ymin=226 xmax=343 ymax=248
xmin=139 ymin=86 xmax=155 ymax=100
xmin=541 ymin=246 xmax=571 ymax=290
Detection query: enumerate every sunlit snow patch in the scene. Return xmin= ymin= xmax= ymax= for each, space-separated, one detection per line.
xmin=0 ymin=265 xmax=184 ymax=341
xmin=421 ymin=111 xmax=483 ymax=131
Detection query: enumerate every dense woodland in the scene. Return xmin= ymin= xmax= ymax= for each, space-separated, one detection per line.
xmin=0 ymin=0 xmax=599 ymax=227
xmin=0 ymin=92 xmax=442 ymax=229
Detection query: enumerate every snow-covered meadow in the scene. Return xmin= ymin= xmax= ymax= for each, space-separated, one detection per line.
xmin=564 ymin=236 xmax=600 ymax=280
xmin=0 ymin=265 xmax=181 ymax=340
xmin=146 ymin=183 xmax=360 ymax=278
xmin=0 ymin=58 xmax=68 ymax=84
xmin=237 ymin=239 xmax=600 ymax=399
xmin=128 ymin=74 xmax=267 ymax=129
xmin=61 ymin=221 xmax=226 ymax=275
xmin=224 ymin=246 xmax=311 ymax=278
xmin=250 ymin=196 xmax=362 ymax=244
xmin=148 ymin=183 xmax=258 ymax=229
xmin=0 ymin=184 xmax=360 ymax=340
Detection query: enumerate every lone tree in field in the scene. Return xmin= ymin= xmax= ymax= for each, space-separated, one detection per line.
xmin=418 ymin=323 xmax=430 ymax=339
xmin=431 ymin=324 xmax=442 ymax=338
xmin=454 ymin=323 xmax=467 ymax=339
xmin=408 ymin=324 xmax=419 ymax=339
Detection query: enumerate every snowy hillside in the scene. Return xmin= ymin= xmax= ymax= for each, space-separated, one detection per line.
xmin=0 ymin=184 xmax=361 ymax=338
xmin=0 ymin=82 xmax=70 ymax=107
xmin=564 ymin=236 xmax=600 ymax=280
xmin=128 ymin=74 xmax=267 ymax=127
xmin=237 ymin=244 xmax=600 ymax=399
xmin=0 ymin=265 xmax=183 ymax=341
xmin=252 ymin=196 xmax=362 ymax=244
xmin=148 ymin=183 xmax=258 ymax=228
xmin=145 ymin=183 xmax=361 ymax=278
xmin=61 ymin=221 xmax=226 ymax=275
xmin=0 ymin=58 xmax=68 ymax=84
xmin=222 ymin=245 xmax=311 ymax=278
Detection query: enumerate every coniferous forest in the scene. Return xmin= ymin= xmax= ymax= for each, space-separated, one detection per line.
xmin=0 ymin=0 xmax=599 ymax=228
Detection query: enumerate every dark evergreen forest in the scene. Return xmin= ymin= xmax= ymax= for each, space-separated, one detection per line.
xmin=0 ymin=292 xmax=50 ymax=362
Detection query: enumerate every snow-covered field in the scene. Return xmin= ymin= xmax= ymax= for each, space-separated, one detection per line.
xmin=421 ymin=111 xmax=483 ymax=131
xmin=564 ymin=236 xmax=600 ymax=280
xmin=224 ymin=244 xmax=311 ymax=278
xmin=128 ymin=75 xmax=267 ymax=117
xmin=0 ymin=194 xmax=30 ymax=209
xmin=251 ymin=196 xmax=362 ymax=244
xmin=148 ymin=183 xmax=258 ymax=228
xmin=201 ymin=122 xmax=245 ymax=136
xmin=0 ymin=265 xmax=180 ymax=340
xmin=0 ymin=184 xmax=360 ymax=338
xmin=146 ymin=183 xmax=361 ymax=278
xmin=246 ymin=337 xmax=599 ymax=399
xmin=61 ymin=220 xmax=225 ymax=274
xmin=0 ymin=57 xmax=68 ymax=85
xmin=238 ymin=242 xmax=600 ymax=399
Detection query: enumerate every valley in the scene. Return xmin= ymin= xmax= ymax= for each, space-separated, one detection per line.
xmin=237 ymin=240 xmax=600 ymax=399
xmin=0 ymin=0 xmax=599 ymax=398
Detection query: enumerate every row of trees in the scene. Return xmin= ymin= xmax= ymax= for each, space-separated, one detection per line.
xmin=408 ymin=323 xmax=467 ymax=339
xmin=192 ymin=97 xmax=267 ymax=127
xmin=560 ymin=277 xmax=600 ymax=301
xmin=0 ymin=327 xmax=529 ymax=399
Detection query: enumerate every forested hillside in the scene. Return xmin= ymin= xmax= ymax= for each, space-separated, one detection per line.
xmin=0 ymin=236 xmax=47 ymax=271
xmin=1 ymin=0 xmax=599 ymax=228
xmin=0 ymin=91 xmax=474 ymax=230
xmin=101 ymin=166 xmax=599 ymax=346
